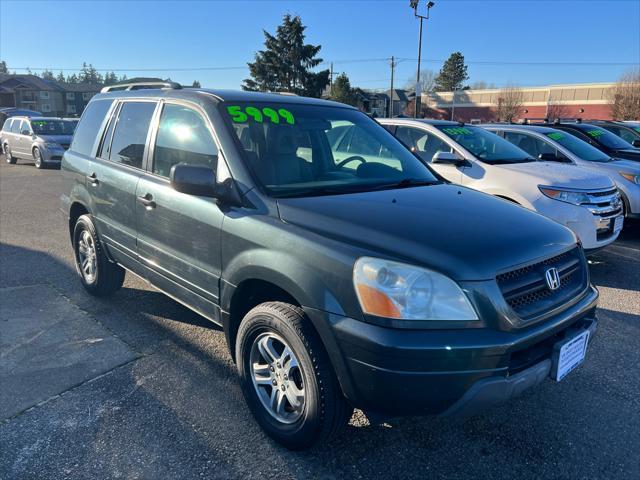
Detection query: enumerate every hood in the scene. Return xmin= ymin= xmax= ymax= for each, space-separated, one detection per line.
xmin=277 ymin=184 xmax=576 ymax=281
xmin=37 ymin=134 xmax=73 ymax=145
xmin=494 ymin=161 xmax=614 ymax=190
xmin=582 ymin=159 xmax=640 ymax=177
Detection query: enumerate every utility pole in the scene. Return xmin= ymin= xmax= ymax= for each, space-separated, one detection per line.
xmin=389 ymin=56 xmax=396 ymax=118
xmin=329 ymin=62 xmax=334 ymax=95
xmin=410 ymin=1 xmax=435 ymax=118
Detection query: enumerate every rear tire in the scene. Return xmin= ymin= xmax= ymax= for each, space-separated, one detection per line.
xmin=236 ymin=302 xmax=352 ymax=450
xmin=4 ymin=144 xmax=16 ymax=164
xmin=73 ymin=214 xmax=125 ymax=296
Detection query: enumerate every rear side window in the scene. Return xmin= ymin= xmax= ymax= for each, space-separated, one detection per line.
xmin=71 ymin=99 xmax=114 ymax=156
xmin=2 ymin=119 xmax=12 ymax=131
xmin=108 ymin=101 xmax=157 ymax=169
xmin=10 ymin=120 xmax=21 ymax=134
xmin=152 ymin=103 xmax=218 ymax=177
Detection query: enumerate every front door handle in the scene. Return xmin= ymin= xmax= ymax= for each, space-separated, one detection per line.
xmin=86 ymin=173 xmax=99 ymax=186
xmin=137 ymin=193 xmax=156 ymax=210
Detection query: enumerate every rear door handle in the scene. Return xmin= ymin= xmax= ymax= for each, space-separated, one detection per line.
xmin=137 ymin=193 xmax=156 ymax=209
xmin=86 ymin=173 xmax=99 ymax=186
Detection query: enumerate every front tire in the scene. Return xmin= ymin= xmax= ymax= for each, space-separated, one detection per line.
xmin=4 ymin=144 xmax=16 ymax=164
xmin=73 ymin=214 xmax=125 ymax=296
xmin=236 ymin=302 xmax=352 ymax=450
xmin=33 ymin=147 xmax=44 ymax=169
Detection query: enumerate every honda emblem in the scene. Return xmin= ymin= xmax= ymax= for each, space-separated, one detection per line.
xmin=545 ymin=267 xmax=561 ymax=291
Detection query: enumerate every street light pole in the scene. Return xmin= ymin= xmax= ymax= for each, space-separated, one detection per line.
xmin=411 ymin=1 xmax=434 ymax=118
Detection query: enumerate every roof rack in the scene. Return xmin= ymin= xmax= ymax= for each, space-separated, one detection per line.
xmin=553 ymin=117 xmax=582 ymax=124
xmin=519 ymin=117 xmax=549 ymax=125
xmin=100 ymin=81 xmax=182 ymax=93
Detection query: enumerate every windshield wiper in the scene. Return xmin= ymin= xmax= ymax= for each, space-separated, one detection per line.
xmin=273 ymin=179 xmax=440 ymax=198
xmin=366 ymin=178 xmax=441 ymax=191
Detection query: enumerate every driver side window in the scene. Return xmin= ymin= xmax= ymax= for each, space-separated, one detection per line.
xmin=395 ymin=126 xmax=452 ymax=163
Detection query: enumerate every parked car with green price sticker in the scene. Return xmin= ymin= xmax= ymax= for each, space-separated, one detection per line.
xmin=482 ymin=124 xmax=639 ymax=220
xmin=538 ymin=120 xmax=640 ymax=162
xmin=582 ymin=120 xmax=640 ymax=148
xmin=61 ymin=82 xmax=599 ymax=449
xmin=379 ymin=119 xmax=623 ymax=252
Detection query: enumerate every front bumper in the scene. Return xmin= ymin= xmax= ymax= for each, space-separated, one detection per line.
xmin=305 ymin=285 xmax=598 ymax=417
xmin=40 ymin=146 xmax=66 ymax=162
xmin=532 ymin=196 xmax=621 ymax=250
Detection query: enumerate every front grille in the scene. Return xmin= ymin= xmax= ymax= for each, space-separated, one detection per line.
xmin=583 ymin=187 xmax=623 ymax=218
xmin=497 ymin=247 xmax=588 ymax=320
xmin=60 ymin=144 xmax=70 ymax=150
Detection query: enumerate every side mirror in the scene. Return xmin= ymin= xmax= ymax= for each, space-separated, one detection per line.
xmin=538 ymin=152 xmax=559 ymax=162
xmin=21 ymin=129 xmax=31 ymax=136
xmin=632 ymin=139 xmax=640 ymax=148
xmin=432 ymin=151 xmax=467 ymax=166
xmin=170 ymin=163 xmax=218 ymax=197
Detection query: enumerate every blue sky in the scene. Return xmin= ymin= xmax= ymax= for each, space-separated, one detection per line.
xmin=1 ymin=0 xmax=638 ymax=90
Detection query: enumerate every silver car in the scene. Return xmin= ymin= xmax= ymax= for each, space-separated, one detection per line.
xmin=484 ymin=124 xmax=640 ymax=220
xmin=1 ymin=116 xmax=76 ymax=169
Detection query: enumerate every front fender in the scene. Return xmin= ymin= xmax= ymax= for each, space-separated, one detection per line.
xmin=220 ymin=248 xmax=347 ymax=316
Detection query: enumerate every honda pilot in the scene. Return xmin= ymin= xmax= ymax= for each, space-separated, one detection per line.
xmin=60 ymin=83 xmax=598 ymax=449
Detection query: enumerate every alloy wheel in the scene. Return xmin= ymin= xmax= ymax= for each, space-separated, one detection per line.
xmin=77 ymin=230 xmax=97 ymax=283
xmin=249 ymin=332 xmax=306 ymax=424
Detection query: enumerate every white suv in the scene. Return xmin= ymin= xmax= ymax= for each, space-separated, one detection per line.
xmin=483 ymin=124 xmax=640 ymax=221
xmin=378 ymin=119 xmax=623 ymax=252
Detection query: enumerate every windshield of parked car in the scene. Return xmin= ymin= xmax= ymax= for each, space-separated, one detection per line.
xmin=220 ymin=102 xmax=439 ymax=197
xmin=544 ymin=130 xmax=612 ymax=162
xmin=30 ymin=120 xmax=77 ymax=135
xmin=578 ymin=126 xmax=635 ymax=150
xmin=435 ymin=125 xmax=534 ymax=164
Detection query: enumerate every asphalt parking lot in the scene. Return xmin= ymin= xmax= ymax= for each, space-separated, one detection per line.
xmin=1 ymin=158 xmax=639 ymax=480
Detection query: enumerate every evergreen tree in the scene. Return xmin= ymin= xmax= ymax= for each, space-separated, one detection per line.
xmin=41 ymin=69 xmax=55 ymax=80
xmin=79 ymin=62 xmax=103 ymax=84
xmin=56 ymin=71 xmax=66 ymax=83
xmin=0 ymin=60 xmax=7 ymax=74
xmin=67 ymin=73 xmax=79 ymax=83
xmin=434 ymin=52 xmax=469 ymax=92
xmin=242 ymin=14 xmax=329 ymax=97
xmin=191 ymin=80 xmax=201 ymax=88
xmin=329 ymin=73 xmax=357 ymax=106
xmin=104 ymin=71 xmax=119 ymax=85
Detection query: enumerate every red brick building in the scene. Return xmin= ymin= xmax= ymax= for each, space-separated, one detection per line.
xmin=422 ymin=82 xmax=618 ymax=122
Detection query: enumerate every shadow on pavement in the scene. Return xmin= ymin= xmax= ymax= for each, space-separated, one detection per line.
xmin=1 ymin=241 xmax=640 ymax=479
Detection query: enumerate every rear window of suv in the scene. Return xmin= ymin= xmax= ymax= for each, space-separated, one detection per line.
xmin=71 ymin=99 xmax=114 ymax=156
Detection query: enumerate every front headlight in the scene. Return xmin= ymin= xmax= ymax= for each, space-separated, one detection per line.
xmin=539 ymin=186 xmax=591 ymax=205
xmin=620 ymin=172 xmax=640 ymax=185
xmin=353 ymin=257 xmax=478 ymax=321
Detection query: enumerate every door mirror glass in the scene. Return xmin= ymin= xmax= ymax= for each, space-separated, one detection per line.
xmin=432 ymin=151 xmax=461 ymax=164
xmin=21 ymin=129 xmax=31 ymax=136
xmin=170 ymin=163 xmax=218 ymax=197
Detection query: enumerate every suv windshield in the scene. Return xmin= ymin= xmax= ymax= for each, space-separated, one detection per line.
xmin=435 ymin=125 xmax=534 ymax=164
xmin=221 ymin=102 xmax=439 ymax=197
xmin=544 ymin=130 xmax=611 ymax=162
xmin=577 ymin=126 xmax=635 ymax=150
xmin=31 ymin=119 xmax=77 ymax=135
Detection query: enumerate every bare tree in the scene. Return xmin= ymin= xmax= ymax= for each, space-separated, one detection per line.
xmin=404 ymin=69 xmax=436 ymax=94
xmin=496 ymin=85 xmax=524 ymax=122
xmin=609 ymin=69 xmax=640 ymax=120
xmin=547 ymin=103 xmax=571 ymax=122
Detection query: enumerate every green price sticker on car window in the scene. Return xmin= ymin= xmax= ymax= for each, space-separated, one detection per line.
xmin=547 ymin=132 xmax=564 ymax=141
xmin=587 ymin=129 xmax=605 ymax=138
xmin=442 ymin=127 xmax=472 ymax=136
xmin=226 ymin=105 xmax=295 ymax=125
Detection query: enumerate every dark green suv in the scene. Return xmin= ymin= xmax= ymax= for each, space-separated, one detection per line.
xmin=60 ymin=82 xmax=598 ymax=449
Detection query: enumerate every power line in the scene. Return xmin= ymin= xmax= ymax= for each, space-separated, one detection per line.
xmin=9 ymin=58 xmax=637 ymax=73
